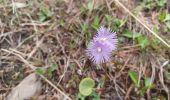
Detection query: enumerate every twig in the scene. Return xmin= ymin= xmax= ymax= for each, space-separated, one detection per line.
xmin=20 ymin=22 xmax=50 ymax=26
xmin=125 ymin=84 xmax=133 ymax=100
xmin=1 ymin=49 xmax=72 ymax=100
xmin=113 ymin=0 xmax=170 ymax=48
xmin=114 ymin=80 xmax=123 ymax=100
xmin=159 ymin=60 xmax=169 ymax=100
xmin=113 ymin=55 xmax=131 ymax=100
xmin=11 ymin=0 xmax=15 ymax=14
xmin=27 ymin=14 xmax=38 ymax=34
xmin=39 ymin=74 xmax=72 ymax=100
xmin=57 ymin=57 xmax=70 ymax=85
xmin=115 ymin=56 xmax=131 ymax=79
xmin=150 ymin=55 xmax=156 ymax=90
xmin=2 ymin=49 xmax=36 ymax=70
xmin=56 ymin=34 xmax=67 ymax=56
xmin=27 ymin=35 xmax=45 ymax=59
xmin=0 ymin=29 xmax=27 ymax=39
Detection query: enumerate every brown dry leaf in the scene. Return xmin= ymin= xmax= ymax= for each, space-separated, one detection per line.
xmin=7 ymin=73 xmax=42 ymax=100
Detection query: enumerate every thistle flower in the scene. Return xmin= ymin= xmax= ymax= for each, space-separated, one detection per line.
xmin=86 ymin=26 xmax=118 ymax=64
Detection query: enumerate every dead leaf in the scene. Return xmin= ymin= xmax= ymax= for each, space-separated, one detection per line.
xmin=7 ymin=73 xmax=42 ymax=100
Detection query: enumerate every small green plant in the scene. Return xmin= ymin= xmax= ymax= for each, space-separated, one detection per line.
xmin=113 ymin=18 xmax=126 ymax=28
xmin=159 ymin=10 xmax=166 ymax=22
xmin=128 ymin=71 xmax=140 ymax=87
xmin=59 ymin=19 xmax=65 ymax=27
xmin=78 ymin=91 xmax=100 ymax=100
xmin=137 ymin=36 xmax=149 ymax=49
xmin=105 ymin=15 xmax=112 ymax=27
xmin=39 ymin=5 xmax=53 ymax=22
xmin=164 ymin=14 xmax=170 ymax=30
xmin=128 ymin=70 xmax=155 ymax=96
xmin=105 ymin=16 xmax=126 ymax=31
xmin=80 ymin=23 xmax=91 ymax=46
xmin=156 ymin=0 xmax=166 ymax=7
xmin=135 ymin=0 xmax=165 ymax=13
xmin=159 ymin=11 xmax=170 ymax=32
xmin=140 ymin=77 xmax=155 ymax=96
xmin=79 ymin=77 xmax=95 ymax=96
xmin=87 ymin=0 xmax=94 ymax=12
xmin=35 ymin=68 xmax=46 ymax=75
xmin=35 ymin=64 xmax=58 ymax=77
xmin=144 ymin=77 xmax=154 ymax=89
xmin=123 ymin=30 xmax=149 ymax=49
xmin=78 ymin=77 xmax=100 ymax=100
xmin=164 ymin=14 xmax=170 ymax=22
xmin=90 ymin=91 xmax=100 ymax=100
xmin=122 ymin=31 xmax=141 ymax=40
xmin=80 ymin=23 xmax=89 ymax=34
xmin=91 ymin=16 xmax=100 ymax=30
xmin=47 ymin=64 xmax=58 ymax=77
xmin=141 ymin=0 xmax=155 ymax=10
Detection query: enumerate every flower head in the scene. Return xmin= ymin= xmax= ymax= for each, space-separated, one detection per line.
xmin=86 ymin=26 xmax=118 ymax=64
xmin=86 ymin=41 xmax=112 ymax=64
xmin=94 ymin=27 xmax=118 ymax=50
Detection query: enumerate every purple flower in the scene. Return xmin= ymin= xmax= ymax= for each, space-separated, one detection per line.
xmin=86 ymin=41 xmax=112 ymax=64
xmin=94 ymin=27 xmax=118 ymax=50
xmin=86 ymin=26 xmax=118 ymax=64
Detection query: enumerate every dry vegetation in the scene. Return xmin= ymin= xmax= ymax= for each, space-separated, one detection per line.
xmin=0 ymin=0 xmax=170 ymax=100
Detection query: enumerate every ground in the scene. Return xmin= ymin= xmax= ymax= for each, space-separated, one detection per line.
xmin=0 ymin=0 xmax=170 ymax=100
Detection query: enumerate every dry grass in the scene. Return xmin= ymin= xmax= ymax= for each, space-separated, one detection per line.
xmin=0 ymin=0 xmax=170 ymax=99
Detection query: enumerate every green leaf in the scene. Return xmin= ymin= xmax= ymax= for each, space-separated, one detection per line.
xmin=140 ymin=77 xmax=155 ymax=95
xmin=87 ymin=0 xmax=94 ymax=12
xmin=159 ymin=11 xmax=166 ymax=22
xmin=39 ymin=6 xmax=53 ymax=22
xmin=164 ymin=14 xmax=170 ymax=22
xmin=165 ymin=22 xmax=170 ymax=29
xmin=122 ymin=31 xmax=141 ymax=39
xmin=91 ymin=16 xmax=100 ymax=30
xmin=150 ymin=38 xmax=160 ymax=49
xmin=119 ymin=19 xmax=127 ymax=28
xmin=39 ymin=15 xmax=46 ymax=22
xmin=157 ymin=0 xmax=166 ymax=7
xmin=78 ymin=93 xmax=86 ymax=100
xmin=105 ymin=15 xmax=113 ymax=27
xmin=137 ymin=36 xmax=149 ymax=49
xmin=35 ymin=68 xmax=45 ymax=75
xmin=164 ymin=71 xmax=170 ymax=80
xmin=128 ymin=71 xmax=140 ymax=87
xmin=80 ymin=23 xmax=88 ymax=33
xmin=47 ymin=64 xmax=58 ymax=77
xmin=114 ymin=18 xmax=121 ymax=27
xmin=91 ymin=91 xmax=100 ymax=100
xmin=79 ymin=77 xmax=95 ymax=96
xmin=59 ymin=19 xmax=65 ymax=27
xmin=145 ymin=77 xmax=152 ymax=88
xmin=105 ymin=15 xmax=112 ymax=22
